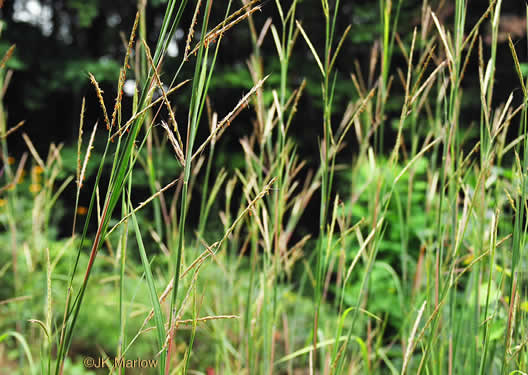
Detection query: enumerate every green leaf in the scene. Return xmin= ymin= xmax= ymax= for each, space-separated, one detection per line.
xmin=67 ymin=0 xmax=99 ymax=28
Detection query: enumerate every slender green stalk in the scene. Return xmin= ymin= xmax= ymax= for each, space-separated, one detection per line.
xmin=167 ymin=1 xmax=215 ymax=368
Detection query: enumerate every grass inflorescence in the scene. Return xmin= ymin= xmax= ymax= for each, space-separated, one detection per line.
xmin=1 ymin=0 xmax=528 ymax=374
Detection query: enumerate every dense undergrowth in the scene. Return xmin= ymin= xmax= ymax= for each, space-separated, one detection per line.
xmin=1 ymin=0 xmax=528 ymax=374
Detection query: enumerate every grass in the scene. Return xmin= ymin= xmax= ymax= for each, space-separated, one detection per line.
xmin=1 ymin=0 xmax=528 ymax=373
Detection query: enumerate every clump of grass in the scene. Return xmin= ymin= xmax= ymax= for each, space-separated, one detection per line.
xmin=53 ymin=0 xmax=267 ymax=373
xmin=2 ymin=0 xmax=528 ymax=374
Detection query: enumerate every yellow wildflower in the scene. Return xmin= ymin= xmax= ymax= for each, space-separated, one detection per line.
xmin=32 ymin=165 xmax=44 ymax=174
xmin=463 ymin=254 xmax=474 ymax=265
xmin=29 ymin=183 xmax=41 ymax=193
xmin=76 ymin=206 xmax=88 ymax=215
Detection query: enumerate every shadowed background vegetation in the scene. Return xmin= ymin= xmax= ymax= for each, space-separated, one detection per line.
xmin=1 ymin=0 xmax=528 ymax=374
